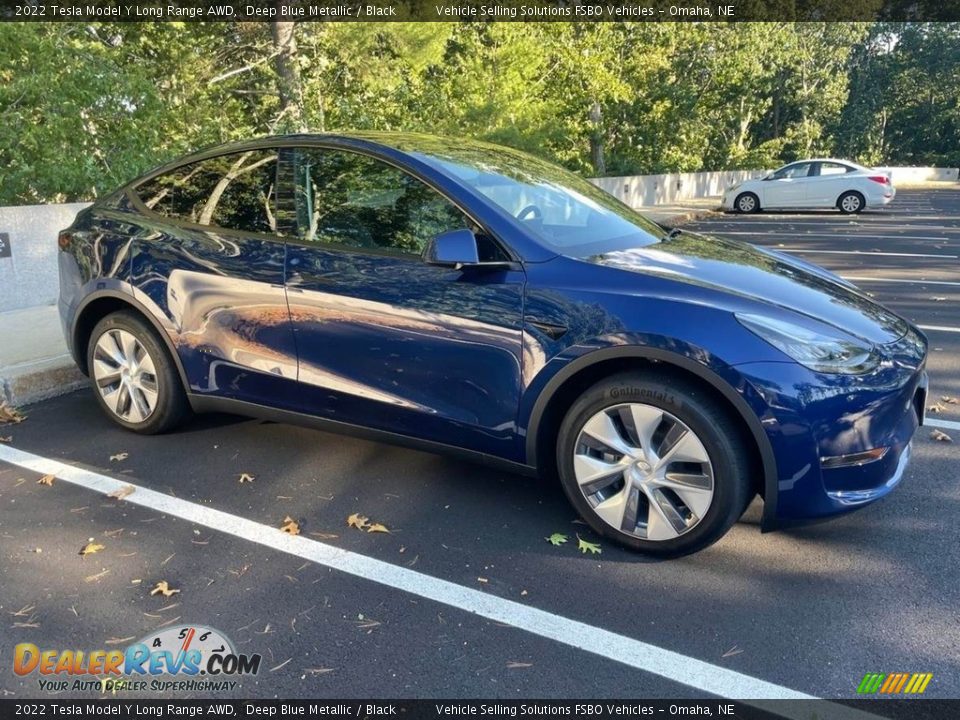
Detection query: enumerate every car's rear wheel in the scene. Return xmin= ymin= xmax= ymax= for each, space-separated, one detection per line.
xmin=735 ymin=192 xmax=760 ymax=213
xmin=87 ymin=311 xmax=191 ymax=434
xmin=838 ymin=191 xmax=865 ymax=214
xmin=556 ymin=372 xmax=752 ymax=557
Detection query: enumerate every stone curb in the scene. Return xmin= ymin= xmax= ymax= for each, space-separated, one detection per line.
xmin=1 ymin=356 xmax=86 ymax=407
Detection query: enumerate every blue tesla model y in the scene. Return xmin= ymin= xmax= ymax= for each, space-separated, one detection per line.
xmin=58 ymin=133 xmax=928 ymax=556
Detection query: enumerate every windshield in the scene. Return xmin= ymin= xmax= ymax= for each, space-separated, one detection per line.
xmin=409 ymin=142 xmax=663 ymax=258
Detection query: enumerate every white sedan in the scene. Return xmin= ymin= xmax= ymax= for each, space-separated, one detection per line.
xmin=722 ymin=159 xmax=896 ymax=214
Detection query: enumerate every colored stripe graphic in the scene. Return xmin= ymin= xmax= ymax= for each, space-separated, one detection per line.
xmin=859 ymin=672 xmax=932 ymax=695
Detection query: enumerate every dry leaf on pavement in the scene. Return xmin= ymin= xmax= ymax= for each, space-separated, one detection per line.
xmin=107 ymin=485 xmax=135 ymax=500
xmin=109 ymin=453 xmax=129 ymax=462
xmin=931 ymin=429 xmax=953 ymax=442
xmin=280 ymin=516 xmax=301 ymax=535
xmin=79 ymin=541 xmax=105 ymax=558
xmin=0 ymin=403 xmax=25 ymax=425
xmin=366 ymin=523 xmax=390 ymax=534
xmin=347 ymin=513 xmax=369 ymax=530
xmin=150 ymin=581 xmax=180 ymax=598
xmin=942 ymin=396 xmax=959 ymax=404
xmin=37 ymin=475 xmax=55 ymax=487
xmin=238 ymin=473 xmax=255 ymax=484
xmin=546 ymin=532 xmax=568 ymax=546
xmin=0 ymin=436 xmax=12 ymax=443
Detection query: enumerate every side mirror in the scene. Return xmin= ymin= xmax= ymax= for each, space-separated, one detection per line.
xmin=423 ymin=229 xmax=481 ymax=268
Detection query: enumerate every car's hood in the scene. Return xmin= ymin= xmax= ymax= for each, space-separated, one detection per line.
xmin=586 ymin=231 xmax=907 ymax=345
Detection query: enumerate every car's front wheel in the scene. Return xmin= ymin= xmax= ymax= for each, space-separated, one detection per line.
xmin=838 ymin=191 xmax=865 ymax=214
xmin=734 ymin=192 xmax=760 ymax=213
xmin=86 ymin=310 xmax=191 ymax=434
xmin=556 ymin=372 xmax=752 ymax=557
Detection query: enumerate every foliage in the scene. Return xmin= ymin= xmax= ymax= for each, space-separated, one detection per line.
xmin=0 ymin=21 xmax=956 ymax=205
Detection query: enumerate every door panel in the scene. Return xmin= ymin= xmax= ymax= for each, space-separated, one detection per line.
xmin=281 ymin=146 xmax=526 ymax=459
xmin=763 ymin=163 xmax=814 ymax=207
xmin=286 ymin=248 xmax=525 ymax=457
xmin=129 ymin=150 xmax=299 ymax=407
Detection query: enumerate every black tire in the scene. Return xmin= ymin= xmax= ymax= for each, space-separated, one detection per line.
xmin=735 ymin=192 xmax=760 ymax=213
xmin=837 ymin=191 xmax=865 ymax=214
xmin=86 ymin=310 xmax=191 ymax=434
xmin=555 ymin=372 xmax=752 ymax=557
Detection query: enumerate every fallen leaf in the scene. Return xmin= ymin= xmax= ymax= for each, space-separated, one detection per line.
xmin=109 ymin=453 xmax=128 ymax=462
xmin=366 ymin=522 xmax=390 ymax=534
xmin=477 ymin=577 xmax=488 ymax=584
xmin=577 ymin=535 xmax=602 ymax=555
xmin=36 ymin=475 xmax=55 ymax=487
xmin=929 ymin=403 xmax=946 ymax=413
xmin=931 ymin=429 xmax=952 ymax=442
xmin=238 ymin=473 xmax=255 ymax=484
xmin=0 ymin=403 xmax=25 ymax=425
xmin=546 ymin=532 xmax=568 ymax=546
xmin=347 ymin=513 xmax=369 ymax=530
xmin=0 ymin=436 xmax=11 ymax=443
xmin=79 ymin=542 xmax=105 ymax=558
xmin=108 ymin=485 xmax=135 ymax=500
xmin=150 ymin=581 xmax=180 ymax=598
xmin=942 ymin=396 xmax=959 ymax=404
xmin=280 ymin=516 xmax=301 ymax=535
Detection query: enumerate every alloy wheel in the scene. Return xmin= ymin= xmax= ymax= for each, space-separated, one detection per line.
xmin=573 ymin=403 xmax=715 ymax=541
xmin=841 ymin=194 xmax=862 ymax=213
xmin=737 ymin=195 xmax=756 ymax=212
xmin=92 ymin=329 xmax=160 ymax=424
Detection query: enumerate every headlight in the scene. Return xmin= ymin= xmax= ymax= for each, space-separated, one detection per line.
xmin=736 ymin=313 xmax=879 ymax=375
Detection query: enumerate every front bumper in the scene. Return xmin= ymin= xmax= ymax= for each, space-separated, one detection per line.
xmin=728 ymin=326 xmax=927 ymax=526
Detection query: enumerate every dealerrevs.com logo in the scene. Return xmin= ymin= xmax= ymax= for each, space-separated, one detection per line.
xmin=14 ymin=625 xmax=261 ymax=693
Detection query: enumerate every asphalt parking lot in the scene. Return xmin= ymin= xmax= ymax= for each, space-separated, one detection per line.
xmin=1 ymin=189 xmax=958 ymax=706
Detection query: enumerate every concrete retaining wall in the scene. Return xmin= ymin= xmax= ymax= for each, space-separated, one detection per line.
xmin=877 ymin=166 xmax=960 ymax=183
xmin=0 ymin=203 xmax=90 ymax=313
xmin=591 ymin=170 xmax=769 ymax=207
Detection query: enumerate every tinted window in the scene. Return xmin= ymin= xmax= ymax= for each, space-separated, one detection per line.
xmin=772 ymin=163 xmax=813 ymax=180
xmin=284 ymin=148 xmax=470 ymax=256
xmin=136 ymin=150 xmax=279 ymax=235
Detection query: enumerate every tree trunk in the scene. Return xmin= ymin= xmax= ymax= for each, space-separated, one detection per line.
xmin=589 ymin=100 xmax=606 ymax=175
xmin=271 ymin=21 xmax=306 ymax=133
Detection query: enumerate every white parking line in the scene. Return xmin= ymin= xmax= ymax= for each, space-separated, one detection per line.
xmin=920 ymin=325 xmax=960 ymax=334
xmin=0 ymin=443 xmax=884 ymax=719
xmin=779 ymin=249 xmax=958 ymax=259
xmin=927 ymin=418 xmax=960 ymax=432
xmin=843 ymin=276 xmax=960 ymax=287
xmin=700 ymin=231 xmax=960 ymax=242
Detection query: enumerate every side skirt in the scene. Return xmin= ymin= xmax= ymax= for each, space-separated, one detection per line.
xmin=187 ymin=395 xmax=539 ymax=479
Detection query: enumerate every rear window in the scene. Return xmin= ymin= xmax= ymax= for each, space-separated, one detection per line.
xmin=135 ymin=150 xmax=280 ymax=236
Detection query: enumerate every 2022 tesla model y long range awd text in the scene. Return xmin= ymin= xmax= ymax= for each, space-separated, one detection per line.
xmin=58 ymin=134 xmax=928 ymax=556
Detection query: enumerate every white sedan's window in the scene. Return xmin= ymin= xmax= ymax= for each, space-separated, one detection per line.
xmin=820 ymin=163 xmax=851 ymax=176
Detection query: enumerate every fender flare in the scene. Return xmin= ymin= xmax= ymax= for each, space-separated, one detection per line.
xmin=523 ymin=346 xmax=779 ymax=528
xmin=72 ymin=289 xmax=191 ymax=393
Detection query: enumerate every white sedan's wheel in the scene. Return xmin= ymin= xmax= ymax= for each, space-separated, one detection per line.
xmin=735 ymin=192 xmax=759 ymax=213
xmin=838 ymin=191 xmax=864 ymax=214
